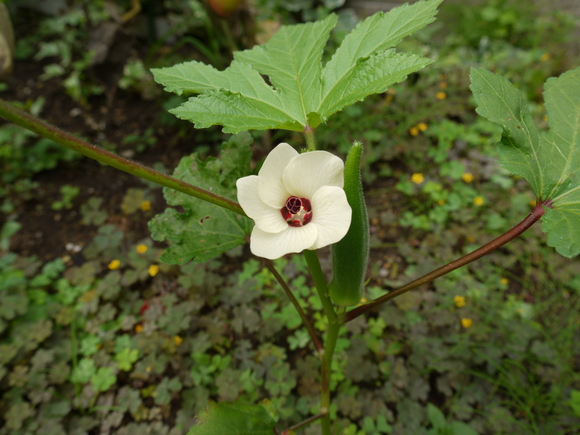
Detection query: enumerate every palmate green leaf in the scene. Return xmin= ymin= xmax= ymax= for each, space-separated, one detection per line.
xmin=187 ymin=400 xmax=278 ymax=435
xmin=155 ymin=61 xmax=303 ymax=133
xmin=152 ymin=0 xmax=442 ymax=133
xmin=318 ymin=0 xmax=442 ymax=119
xmin=538 ymin=67 xmax=580 ymax=257
xmin=318 ymin=50 xmax=432 ymax=120
xmin=234 ymin=15 xmax=337 ymax=127
xmin=471 ymin=66 xmax=580 ymax=257
xmin=148 ymin=134 xmax=253 ymax=264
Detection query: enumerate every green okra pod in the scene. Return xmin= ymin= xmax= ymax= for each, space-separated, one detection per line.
xmin=329 ymin=142 xmax=369 ymax=306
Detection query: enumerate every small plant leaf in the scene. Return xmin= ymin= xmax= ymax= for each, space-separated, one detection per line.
xmin=448 ymin=421 xmax=479 ymax=435
xmin=426 ymin=403 xmax=446 ymax=430
xmin=91 ymin=367 xmax=117 ymax=392
xmin=470 ymin=66 xmax=580 ymax=257
xmin=148 ymin=134 xmax=252 ymax=264
xmin=152 ymin=0 xmax=442 ymax=133
xmin=187 ymin=400 xmax=278 ymax=435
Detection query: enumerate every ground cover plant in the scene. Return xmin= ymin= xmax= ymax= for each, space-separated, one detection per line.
xmin=0 ymin=0 xmax=580 ymax=434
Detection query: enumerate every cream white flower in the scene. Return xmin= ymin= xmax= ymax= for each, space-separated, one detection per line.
xmin=236 ymin=143 xmax=352 ymax=260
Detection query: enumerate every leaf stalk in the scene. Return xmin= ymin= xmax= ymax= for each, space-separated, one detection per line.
xmin=344 ymin=203 xmax=547 ymax=322
xmin=304 ymin=125 xmax=317 ymax=151
xmin=262 ymin=258 xmax=323 ymax=352
xmin=0 ymin=99 xmax=246 ymax=216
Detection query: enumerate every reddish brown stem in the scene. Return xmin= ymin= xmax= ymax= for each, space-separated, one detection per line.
xmin=344 ymin=203 xmax=548 ymax=323
xmin=262 ymin=259 xmax=323 ymax=352
xmin=280 ymin=412 xmax=326 ymax=434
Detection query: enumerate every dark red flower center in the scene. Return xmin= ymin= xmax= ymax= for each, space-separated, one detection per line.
xmin=280 ymin=196 xmax=313 ymax=227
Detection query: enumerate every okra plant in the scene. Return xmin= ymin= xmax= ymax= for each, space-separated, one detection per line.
xmin=1 ymin=0 xmax=579 ymax=433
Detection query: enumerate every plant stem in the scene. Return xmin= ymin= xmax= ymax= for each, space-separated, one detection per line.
xmin=0 ymin=99 xmax=246 ymax=217
xmin=303 ymin=250 xmax=340 ymax=435
xmin=320 ymin=308 xmax=344 ymax=435
xmin=219 ymin=18 xmax=238 ymax=56
xmin=280 ymin=412 xmax=326 ymax=434
xmin=304 ymin=250 xmax=336 ymax=324
xmin=345 ymin=203 xmax=547 ymax=322
xmin=70 ymin=312 xmax=82 ymax=400
xmin=262 ymin=258 xmax=323 ymax=352
xmin=304 ymin=125 xmax=317 ymax=151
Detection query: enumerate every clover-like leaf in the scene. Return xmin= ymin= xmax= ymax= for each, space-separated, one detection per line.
xmin=148 ymin=134 xmax=252 ymax=264
xmin=152 ymin=0 xmax=442 ymax=133
xmin=91 ymin=367 xmax=117 ymax=392
xmin=115 ymin=348 xmax=139 ymax=371
xmin=471 ymin=66 xmax=580 ymax=257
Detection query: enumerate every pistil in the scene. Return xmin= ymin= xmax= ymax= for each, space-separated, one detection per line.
xmin=281 ymin=196 xmax=313 ymax=227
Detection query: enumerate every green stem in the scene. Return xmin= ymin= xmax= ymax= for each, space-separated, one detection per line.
xmin=344 ymin=203 xmax=547 ymax=322
xmin=70 ymin=311 xmax=82 ymax=401
xmin=303 ymin=250 xmax=336 ymax=324
xmin=262 ymin=258 xmax=323 ymax=352
xmin=219 ymin=19 xmax=238 ymax=56
xmin=320 ymin=308 xmax=344 ymax=435
xmin=304 ymin=126 xmax=317 ymax=151
xmin=0 ymin=99 xmax=246 ymax=217
xmin=303 ymin=249 xmax=339 ymax=435
xmin=88 ymin=392 xmax=100 ymax=410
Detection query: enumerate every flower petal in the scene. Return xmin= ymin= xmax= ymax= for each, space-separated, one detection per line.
xmin=237 ymin=175 xmax=288 ymax=233
xmin=309 ymin=186 xmax=352 ymax=249
xmin=283 ymin=151 xmax=344 ymax=199
xmin=258 ymin=143 xmax=298 ymax=208
xmin=250 ymin=225 xmax=318 ymax=260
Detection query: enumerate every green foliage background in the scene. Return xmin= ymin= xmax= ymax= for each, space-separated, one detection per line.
xmin=1 ymin=0 xmax=579 ymax=434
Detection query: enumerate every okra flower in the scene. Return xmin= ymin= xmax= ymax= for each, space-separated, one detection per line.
xmin=236 ymin=143 xmax=352 ymax=260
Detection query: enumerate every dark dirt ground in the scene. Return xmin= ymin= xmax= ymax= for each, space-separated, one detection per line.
xmin=1 ymin=54 xmax=197 ymax=262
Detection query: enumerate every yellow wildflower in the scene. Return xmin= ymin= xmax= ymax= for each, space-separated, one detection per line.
xmin=462 ymin=173 xmax=474 ymax=183
xmin=149 ymin=264 xmax=159 ymax=277
xmin=466 ymin=236 xmax=475 ymax=243
xmin=108 ymin=259 xmax=121 ymax=270
xmin=411 ymin=173 xmax=425 ymax=184
xmin=140 ymin=200 xmax=151 ymax=212
xmin=136 ymin=244 xmax=148 ymax=254
xmin=409 ymin=126 xmax=419 ymax=136
xmin=437 ymin=199 xmax=445 ymax=206
xmin=417 ymin=122 xmax=428 ymax=132
xmin=146 ymin=366 xmax=151 ymax=372
xmin=358 ymin=297 xmax=368 ymax=306
xmin=461 ymin=318 xmax=472 ymax=328
xmin=454 ymin=295 xmax=466 ymax=308
xmin=135 ymin=324 xmax=143 ymax=333
xmin=540 ymin=52 xmax=551 ymax=62
xmin=174 ymin=336 xmax=183 ymax=346
xmin=436 ymin=91 xmax=447 ymax=100
xmin=500 ymin=278 xmax=509 ymax=286
xmin=473 ymin=196 xmax=484 ymax=206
